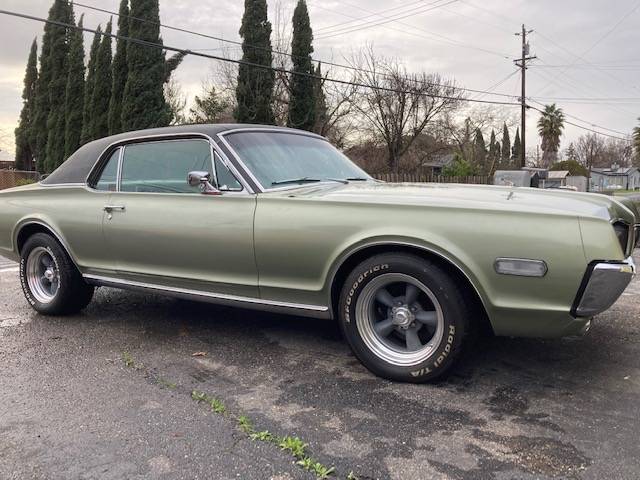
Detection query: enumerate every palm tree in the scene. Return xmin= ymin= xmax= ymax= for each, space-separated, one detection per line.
xmin=537 ymin=104 xmax=565 ymax=168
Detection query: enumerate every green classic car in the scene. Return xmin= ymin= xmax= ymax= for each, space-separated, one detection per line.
xmin=0 ymin=124 xmax=637 ymax=382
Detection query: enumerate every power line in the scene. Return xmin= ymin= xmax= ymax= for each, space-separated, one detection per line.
xmin=72 ymin=1 xmax=517 ymax=99
xmin=308 ymin=1 xmax=511 ymax=59
xmin=472 ymin=68 xmax=520 ymax=100
xmin=315 ymin=0 xmax=443 ymax=33
xmin=0 ymin=8 xmax=522 ymax=107
xmin=315 ymin=0 xmax=458 ymax=39
xmin=528 ymin=101 xmax=631 ymax=141
xmin=527 ymin=60 xmax=639 ymax=117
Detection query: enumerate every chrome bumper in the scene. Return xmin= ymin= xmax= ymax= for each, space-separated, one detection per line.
xmin=573 ymin=257 xmax=635 ymax=317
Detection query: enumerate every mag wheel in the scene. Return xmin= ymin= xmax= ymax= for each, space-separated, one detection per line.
xmin=25 ymin=246 xmax=61 ymax=304
xmin=20 ymin=233 xmax=94 ymax=315
xmin=339 ymin=253 xmax=470 ymax=383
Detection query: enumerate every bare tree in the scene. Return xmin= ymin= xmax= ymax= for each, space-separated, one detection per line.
xmin=350 ymin=46 xmax=462 ymax=173
xmin=311 ymin=64 xmax=360 ymax=148
xmin=601 ymin=137 xmax=634 ymax=167
xmin=576 ymin=133 xmax=606 ymax=170
xmin=164 ymin=78 xmax=187 ymax=125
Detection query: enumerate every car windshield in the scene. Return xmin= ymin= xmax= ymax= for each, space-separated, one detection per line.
xmin=224 ymin=131 xmax=370 ymax=189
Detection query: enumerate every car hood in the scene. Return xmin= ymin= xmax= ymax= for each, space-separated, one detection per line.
xmin=273 ymin=181 xmax=637 ymax=223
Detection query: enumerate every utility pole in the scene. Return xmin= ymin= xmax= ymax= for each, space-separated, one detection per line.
xmin=514 ymin=24 xmax=536 ymax=168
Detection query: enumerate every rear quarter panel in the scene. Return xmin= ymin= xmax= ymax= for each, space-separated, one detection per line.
xmin=0 ymin=185 xmax=109 ymax=270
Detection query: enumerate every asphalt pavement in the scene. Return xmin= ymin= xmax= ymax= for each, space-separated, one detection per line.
xmin=1 ymin=253 xmax=639 ymax=480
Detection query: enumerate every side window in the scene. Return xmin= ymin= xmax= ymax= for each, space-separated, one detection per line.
xmin=214 ymin=153 xmax=243 ymax=191
xmin=120 ymin=140 xmax=212 ymax=194
xmin=95 ymin=148 xmax=120 ymax=191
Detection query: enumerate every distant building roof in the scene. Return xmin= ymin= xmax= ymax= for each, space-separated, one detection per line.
xmin=547 ymin=170 xmax=570 ymax=179
xmin=591 ymin=166 xmax=638 ymax=176
xmin=421 ymin=153 xmax=455 ymax=168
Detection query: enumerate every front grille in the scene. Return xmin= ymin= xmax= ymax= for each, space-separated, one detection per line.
xmin=613 ymin=222 xmax=629 ymax=255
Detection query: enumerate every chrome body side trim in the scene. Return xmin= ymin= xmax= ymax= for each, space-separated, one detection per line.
xmin=83 ymin=273 xmax=330 ymax=317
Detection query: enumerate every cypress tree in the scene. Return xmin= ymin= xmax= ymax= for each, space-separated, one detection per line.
xmin=90 ymin=20 xmax=113 ymax=140
xmin=501 ymin=123 xmax=511 ymax=166
xmin=235 ymin=0 xmax=275 ymax=124
xmin=15 ymin=39 xmax=38 ymax=171
xmin=44 ymin=0 xmax=74 ymax=173
xmin=487 ymin=129 xmax=500 ymax=174
xmin=33 ymin=0 xmax=71 ymax=172
xmin=122 ymin=0 xmax=184 ymax=130
xmin=81 ymin=27 xmax=102 ymax=145
xmin=288 ymin=0 xmax=315 ymax=131
xmin=108 ymin=0 xmax=129 ymax=135
xmin=473 ymin=128 xmax=486 ymax=171
xmin=63 ymin=16 xmax=85 ymax=158
xmin=312 ymin=62 xmax=327 ymax=135
xmin=512 ymin=127 xmax=521 ymax=164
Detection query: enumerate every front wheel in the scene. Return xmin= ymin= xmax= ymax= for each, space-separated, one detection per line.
xmin=20 ymin=233 xmax=94 ymax=315
xmin=338 ymin=253 xmax=471 ymax=383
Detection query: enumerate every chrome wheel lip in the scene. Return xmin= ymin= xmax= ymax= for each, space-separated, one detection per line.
xmin=355 ymin=273 xmax=445 ymax=367
xmin=25 ymin=246 xmax=60 ymax=304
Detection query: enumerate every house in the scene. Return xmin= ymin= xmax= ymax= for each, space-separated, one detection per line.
xmin=421 ymin=153 xmax=455 ymax=175
xmin=590 ymin=164 xmax=640 ymax=192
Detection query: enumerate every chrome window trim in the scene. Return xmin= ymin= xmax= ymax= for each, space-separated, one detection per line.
xmin=118 ymin=138 xmax=214 ymax=195
xmin=82 ymin=273 xmax=329 ymax=313
xmin=85 ymin=132 xmax=255 ymax=194
xmin=38 ymin=182 xmax=87 ymax=188
xmin=217 ymin=127 xmax=344 ymax=194
xmin=115 ymin=146 xmax=124 ymax=191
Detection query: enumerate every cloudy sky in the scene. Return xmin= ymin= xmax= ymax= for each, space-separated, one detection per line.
xmin=0 ymin=0 xmax=638 ymax=161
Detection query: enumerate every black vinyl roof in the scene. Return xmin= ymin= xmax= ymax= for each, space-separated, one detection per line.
xmin=41 ymin=123 xmax=304 ymax=185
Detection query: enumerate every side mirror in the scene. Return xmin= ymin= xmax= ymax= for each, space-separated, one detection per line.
xmin=187 ymin=171 xmax=221 ymax=196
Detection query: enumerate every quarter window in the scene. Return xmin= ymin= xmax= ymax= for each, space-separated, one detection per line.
xmin=214 ymin=152 xmax=243 ymax=191
xmin=95 ymin=148 xmax=120 ymax=191
xmin=120 ymin=139 xmax=214 ymax=194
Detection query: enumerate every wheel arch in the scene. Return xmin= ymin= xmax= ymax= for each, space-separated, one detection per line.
xmin=328 ymin=241 xmax=494 ymax=335
xmin=14 ymin=220 xmax=82 ymax=271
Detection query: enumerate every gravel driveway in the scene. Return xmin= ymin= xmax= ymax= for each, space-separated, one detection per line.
xmin=1 ymin=253 xmax=639 ymax=479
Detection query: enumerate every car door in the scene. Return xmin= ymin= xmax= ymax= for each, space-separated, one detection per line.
xmin=102 ymin=137 xmax=258 ymax=298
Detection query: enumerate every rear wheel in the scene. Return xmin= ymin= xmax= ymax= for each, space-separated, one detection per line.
xmin=20 ymin=233 xmax=94 ymax=315
xmin=338 ymin=253 xmax=471 ymax=382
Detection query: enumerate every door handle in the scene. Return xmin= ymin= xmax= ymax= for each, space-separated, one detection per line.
xmin=103 ymin=205 xmax=126 ymax=212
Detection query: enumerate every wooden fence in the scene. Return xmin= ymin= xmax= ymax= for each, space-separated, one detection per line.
xmin=373 ymin=173 xmax=491 ymax=184
xmin=0 ymin=170 xmax=41 ymax=190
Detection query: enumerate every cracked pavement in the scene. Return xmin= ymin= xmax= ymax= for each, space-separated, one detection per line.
xmin=1 ymin=252 xmax=639 ymax=479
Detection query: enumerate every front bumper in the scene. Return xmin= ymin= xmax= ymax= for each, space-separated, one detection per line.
xmin=573 ymin=256 xmax=635 ymax=317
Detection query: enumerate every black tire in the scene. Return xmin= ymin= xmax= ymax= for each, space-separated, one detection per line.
xmin=20 ymin=233 xmax=94 ymax=315
xmin=338 ymin=253 xmax=471 ymax=383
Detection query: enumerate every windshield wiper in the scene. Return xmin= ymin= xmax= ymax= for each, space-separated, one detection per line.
xmin=345 ymin=177 xmax=369 ymax=181
xmin=271 ymin=177 xmax=322 ymax=186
